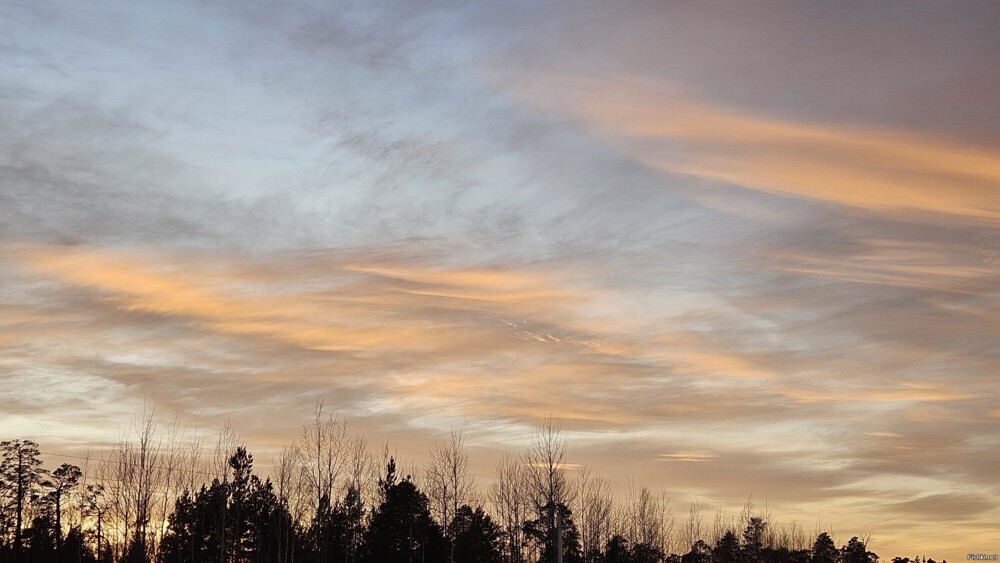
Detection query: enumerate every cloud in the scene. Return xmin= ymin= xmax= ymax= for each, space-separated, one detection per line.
xmin=506 ymin=75 xmax=1000 ymax=224
xmin=889 ymin=493 xmax=997 ymax=521
xmin=4 ymin=1 xmax=1000 ymax=559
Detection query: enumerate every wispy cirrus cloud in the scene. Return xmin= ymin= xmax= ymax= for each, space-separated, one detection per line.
xmin=507 ymin=75 xmax=1000 ymax=224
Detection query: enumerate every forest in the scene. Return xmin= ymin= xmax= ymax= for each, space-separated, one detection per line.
xmin=1 ymin=407 xmax=945 ymax=563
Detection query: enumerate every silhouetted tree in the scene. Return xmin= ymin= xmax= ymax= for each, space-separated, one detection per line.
xmin=448 ymin=505 xmax=503 ymax=563
xmin=43 ymin=463 xmax=82 ymax=549
xmin=26 ymin=513 xmax=57 ymax=560
xmin=523 ymin=501 xmax=582 ymax=563
xmin=490 ymin=453 xmax=530 ymax=563
xmin=362 ymin=458 xmax=447 ymax=563
xmin=1 ymin=439 xmax=45 ymax=559
xmin=245 ymin=473 xmax=299 ymax=563
xmin=300 ymin=402 xmax=349 ymax=520
xmin=603 ymin=535 xmax=630 ymax=563
xmin=158 ymin=447 xmax=297 ymax=563
xmin=682 ymin=540 xmax=713 ymax=563
xmin=84 ymin=483 xmax=113 ymax=563
xmin=339 ymin=485 xmax=365 ymax=563
xmin=742 ymin=517 xmax=766 ymax=563
xmin=524 ymin=420 xmax=577 ymax=563
xmin=841 ymin=537 xmax=876 ymax=563
xmin=425 ymin=431 xmax=474 ymax=563
xmin=0 ymin=428 xmax=950 ymax=563
xmin=63 ymin=526 xmax=98 ymax=563
xmin=811 ymin=533 xmax=837 ymax=563
xmin=576 ymin=468 xmax=613 ymax=563
xmin=713 ymin=531 xmax=740 ymax=563
xmin=622 ymin=485 xmax=671 ymax=561
xmin=307 ymin=492 xmax=355 ymax=563
xmin=629 ymin=541 xmax=664 ymax=563
xmin=158 ymin=489 xmax=203 ymax=563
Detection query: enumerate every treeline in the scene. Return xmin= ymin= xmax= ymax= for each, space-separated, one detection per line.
xmin=1 ymin=408 xmax=946 ymax=563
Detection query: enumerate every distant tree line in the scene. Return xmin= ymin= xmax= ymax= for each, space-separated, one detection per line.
xmin=0 ymin=407 xmax=946 ymax=563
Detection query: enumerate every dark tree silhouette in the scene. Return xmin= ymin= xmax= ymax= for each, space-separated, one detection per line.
xmin=629 ymin=541 xmax=664 ymax=563
xmin=362 ymin=457 xmax=447 ymax=563
xmin=681 ymin=540 xmax=712 ymax=563
xmin=83 ymin=483 xmax=113 ymax=563
xmin=1 ymin=439 xmax=46 ymax=559
xmin=43 ymin=463 xmax=82 ymax=549
xmin=742 ymin=517 xmax=766 ymax=563
xmin=307 ymin=487 xmax=365 ymax=563
xmin=841 ymin=537 xmax=877 ymax=563
xmin=811 ymin=532 xmax=838 ymax=563
xmin=523 ymin=502 xmax=583 ymax=563
xmin=713 ymin=530 xmax=740 ymax=563
xmin=603 ymin=535 xmax=630 ymax=563
xmin=448 ymin=505 xmax=503 ymax=563
xmin=0 ymin=432 xmax=947 ymax=563
xmin=158 ymin=447 xmax=297 ymax=563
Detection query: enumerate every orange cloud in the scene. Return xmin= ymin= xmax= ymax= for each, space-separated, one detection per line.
xmin=7 ymin=244 xmax=584 ymax=357
xmin=783 ymin=384 xmax=974 ymax=404
xmin=658 ymin=451 xmax=717 ymax=462
xmin=509 ymin=75 xmax=1000 ymax=223
xmin=769 ymin=238 xmax=999 ymax=294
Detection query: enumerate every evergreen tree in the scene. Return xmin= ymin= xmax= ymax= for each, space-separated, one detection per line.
xmin=682 ymin=540 xmax=713 ymax=563
xmin=362 ymin=458 xmax=447 ymax=563
xmin=742 ymin=517 xmax=766 ymax=563
xmin=159 ymin=447 xmax=297 ymax=563
xmin=811 ymin=533 xmax=837 ymax=563
xmin=523 ymin=502 xmax=583 ymax=563
xmin=841 ymin=537 xmax=876 ymax=563
xmin=448 ymin=505 xmax=503 ymax=563
xmin=602 ymin=535 xmax=630 ymax=563
xmin=630 ymin=541 xmax=664 ymax=563
xmin=1 ymin=439 xmax=46 ymax=559
xmin=42 ymin=464 xmax=82 ymax=549
xmin=713 ymin=531 xmax=741 ymax=563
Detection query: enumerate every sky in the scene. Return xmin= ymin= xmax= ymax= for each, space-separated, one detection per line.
xmin=2 ymin=0 xmax=999 ymax=558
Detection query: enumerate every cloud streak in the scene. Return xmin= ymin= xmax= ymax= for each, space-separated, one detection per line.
xmin=509 ymin=75 xmax=1000 ymax=223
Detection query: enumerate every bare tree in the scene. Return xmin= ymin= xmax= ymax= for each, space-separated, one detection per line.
xmin=84 ymin=483 xmax=112 ymax=562
xmin=100 ymin=413 xmax=163 ymax=561
xmin=345 ymin=434 xmax=369 ymax=563
xmin=212 ymin=420 xmax=240 ymax=483
xmin=682 ymin=501 xmax=704 ymax=550
xmin=149 ymin=417 xmax=193 ymax=559
xmin=710 ymin=504 xmax=731 ymax=545
xmin=575 ymin=466 xmax=613 ymax=560
xmin=274 ymin=445 xmax=307 ymax=560
xmin=490 ymin=451 xmax=530 ymax=563
xmin=523 ymin=418 xmax=576 ymax=563
xmin=621 ymin=481 xmax=674 ymax=556
xmin=425 ymin=429 xmax=475 ymax=532
xmin=523 ymin=418 xmax=575 ymax=512
xmin=347 ymin=435 xmax=369 ymax=500
xmin=300 ymin=400 xmax=348 ymax=514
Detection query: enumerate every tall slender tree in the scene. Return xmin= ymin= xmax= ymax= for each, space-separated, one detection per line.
xmin=43 ymin=463 xmax=82 ymax=549
xmin=524 ymin=419 xmax=576 ymax=563
xmin=425 ymin=430 xmax=475 ymax=562
xmin=490 ymin=452 xmax=529 ymax=563
xmin=1 ymin=439 xmax=45 ymax=558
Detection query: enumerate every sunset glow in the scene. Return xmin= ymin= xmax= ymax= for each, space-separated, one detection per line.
xmin=2 ymin=2 xmax=999 ymax=561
